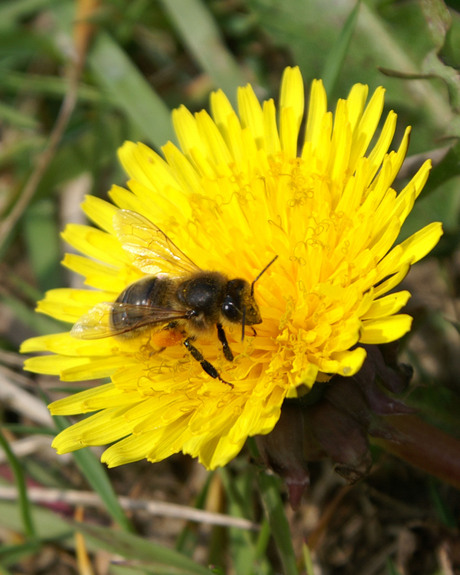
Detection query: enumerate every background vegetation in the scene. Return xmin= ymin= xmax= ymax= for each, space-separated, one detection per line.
xmin=1 ymin=0 xmax=460 ymax=573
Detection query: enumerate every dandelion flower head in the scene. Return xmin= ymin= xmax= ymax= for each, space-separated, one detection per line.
xmin=22 ymin=67 xmax=443 ymax=469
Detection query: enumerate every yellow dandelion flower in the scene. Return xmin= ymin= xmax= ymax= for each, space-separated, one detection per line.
xmin=22 ymin=67 xmax=443 ymax=470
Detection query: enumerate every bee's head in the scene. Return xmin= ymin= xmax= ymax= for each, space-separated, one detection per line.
xmin=222 ymin=279 xmax=261 ymax=325
xmin=222 ymin=255 xmax=278 ymax=339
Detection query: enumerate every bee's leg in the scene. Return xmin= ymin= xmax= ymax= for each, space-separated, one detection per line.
xmin=216 ymin=323 xmax=234 ymax=362
xmin=183 ymin=337 xmax=233 ymax=388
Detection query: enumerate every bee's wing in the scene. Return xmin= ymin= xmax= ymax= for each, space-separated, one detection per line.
xmin=71 ymin=302 xmax=189 ymax=340
xmin=113 ymin=210 xmax=200 ymax=275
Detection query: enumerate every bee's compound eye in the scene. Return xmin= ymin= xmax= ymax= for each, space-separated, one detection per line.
xmin=222 ymin=297 xmax=241 ymax=322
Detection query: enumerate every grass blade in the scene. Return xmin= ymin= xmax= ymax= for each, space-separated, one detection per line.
xmin=52 ymin=415 xmax=134 ymax=533
xmin=257 ymin=472 xmax=299 ymax=575
xmin=75 ymin=521 xmax=214 ymax=574
xmin=159 ymin=0 xmax=245 ymax=106
xmin=89 ymin=31 xmax=174 ymax=147
xmin=322 ymin=0 xmax=361 ymax=94
xmin=0 ymin=430 xmax=36 ymax=538
xmin=23 ymin=199 xmax=63 ymax=293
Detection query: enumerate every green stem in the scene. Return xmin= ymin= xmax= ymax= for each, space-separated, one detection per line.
xmin=257 ymin=472 xmax=299 ymax=575
xmin=374 ymin=414 xmax=460 ymax=490
xmin=0 ymin=429 xmax=36 ymax=538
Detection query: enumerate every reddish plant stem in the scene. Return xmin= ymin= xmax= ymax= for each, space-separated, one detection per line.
xmin=373 ymin=414 xmax=460 ymax=490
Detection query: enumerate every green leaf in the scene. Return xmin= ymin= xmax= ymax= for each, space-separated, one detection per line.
xmin=0 ymin=500 xmax=73 ymax=541
xmin=428 ymin=477 xmax=458 ymax=528
xmin=89 ymin=31 xmax=174 ymax=147
xmin=219 ymin=467 xmax=258 ymax=575
xmin=424 ymin=141 xmax=460 ymax=194
xmin=322 ymin=1 xmax=361 ymax=94
xmin=32 ymin=116 xmax=126 ymax=202
xmin=302 ymin=543 xmax=315 ymax=575
xmin=0 ymin=100 xmax=39 ymax=129
xmin=46 ymin=1 xmax=174 ymax=148
xmin=0 ymin=431 xmax=36 ymax=538
xmin=110 ymin=566 xmax=146 ymax=575
xmin=422 ymin=50 xmax=460 ymax=114
xmin=0 ymin=540 xmax=43 ymax=567
xmin=0 ymin=135 xmax=44 ymax=171
xmin=0 ymin=28 xmax=57 ymax=63
xmin=420 ymin=0 xmax=452 ymax=50
xmin=159 ymin=0 xmax=246 ymax=106
xmin=0 ymin=294 xmax=66 ymax=336
xmin=53 ymin=415 xmax=134 ymax=533
xmin=247 ymin=0 xmax=450 ymax=130
xmin=75 ymin=521 xmax=214 ymax=575
xmin=0 ymin=0 xmax=59 ymax=28
xmin=385 ymin=557 xmax=403 ymax=575
xmin=0 ymin=71 xmax=114 ymax=104
xmin=23 ymin=199 xmax=63 ymax=293
xmin=175 ymin=472 xmax=212 ymax=557
xmin=257 ymin=472 xmax=299 ymax=575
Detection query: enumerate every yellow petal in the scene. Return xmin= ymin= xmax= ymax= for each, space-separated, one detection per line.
xmin=238 ymin=83 xmax=264 ymax=146
xmin=305 ymin=79 xmax=327 ymax=145
xmin=399 ymin=222 xmax=443 ymax=265
xmin=360 ymin=314 xmax=413 ymax=344
xmin=362 ymin=291 xmax=411 ymax=320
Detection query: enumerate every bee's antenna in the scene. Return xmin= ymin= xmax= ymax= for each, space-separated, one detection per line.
xmin=242 ymin=255 xmax=278 ymax=341
xmin=250 ymin=255 xmax=278 ymax=297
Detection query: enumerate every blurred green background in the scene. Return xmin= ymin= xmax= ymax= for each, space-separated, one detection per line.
xmin=1 ymin=1 xmax=460 ymax=574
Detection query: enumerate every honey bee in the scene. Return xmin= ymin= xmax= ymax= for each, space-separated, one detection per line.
xmin=71 ymin=209 xmax=277 ymax=385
